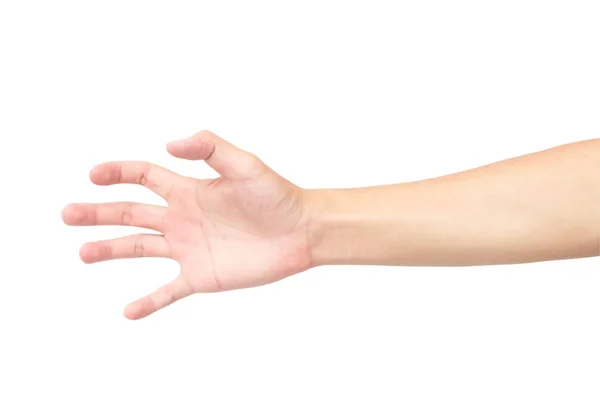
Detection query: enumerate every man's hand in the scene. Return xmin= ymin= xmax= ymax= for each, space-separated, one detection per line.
xmin=64 ymin=132 xmax=600 ymax=320
xmin=62 ymin=131 xmax=313 ymax=319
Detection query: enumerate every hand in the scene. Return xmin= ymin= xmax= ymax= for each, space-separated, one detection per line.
xmin=62 ymin=131 xmax=313 ymax=319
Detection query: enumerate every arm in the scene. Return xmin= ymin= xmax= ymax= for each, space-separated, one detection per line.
xmin=307 ymin=139 xmax=600 ymax=266
xmin=62 ymin=132 xmax=600 ymax=319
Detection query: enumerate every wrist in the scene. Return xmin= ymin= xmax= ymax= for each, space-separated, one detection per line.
xmin=304 ymin=188 xmax=368 ymax=267
xmin=303 ymin=188 xmax=335 ymax=267
xmin=302 ymin=184 xmax=414 ymax=267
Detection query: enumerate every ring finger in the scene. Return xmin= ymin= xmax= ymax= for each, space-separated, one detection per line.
xmin=80 ymin=234 xmax=171 ymax=263
xmin=62 ymin=202 xmax=166 ymax=232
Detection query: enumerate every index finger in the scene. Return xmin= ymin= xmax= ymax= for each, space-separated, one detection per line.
xmin=90 ymin=161 xmax=180 ymax=200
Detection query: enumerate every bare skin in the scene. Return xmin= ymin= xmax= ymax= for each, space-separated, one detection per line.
xmin=62 ymin=132 xmax=600 ymax=319
xmin=62 ymin=131 xmax=312 ymax=319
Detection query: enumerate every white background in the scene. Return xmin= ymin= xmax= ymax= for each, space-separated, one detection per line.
xmin=1 ymin=1 xmax=600 ymax=415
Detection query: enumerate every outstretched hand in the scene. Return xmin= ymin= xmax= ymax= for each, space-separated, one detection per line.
xmin=62 ymin=131 xmax=313 ymax=319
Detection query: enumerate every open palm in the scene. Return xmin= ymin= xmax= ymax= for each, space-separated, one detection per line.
xmin=62 ymin=131 xmax=313 ymax=319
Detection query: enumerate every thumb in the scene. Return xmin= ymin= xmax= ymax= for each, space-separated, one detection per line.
xmin=167 ymin=130 xmax=263 ymax=179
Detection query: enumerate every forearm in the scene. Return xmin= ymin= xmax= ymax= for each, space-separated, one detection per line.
xmin=306 ymin=139 xmax=600 ymax=266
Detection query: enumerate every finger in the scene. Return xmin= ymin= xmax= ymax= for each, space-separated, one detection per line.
xmin=90 ymin=161 xmax=180 ymax=200
xmin=166 ymin=130 xmax=265 ymax=179
xmin=79 ymin=234 xmax=171 ymax=263
xmin=124 ymin=278 xmax=192 ymax=320
xmin=62 ymin=202 xmax=166 ymax=231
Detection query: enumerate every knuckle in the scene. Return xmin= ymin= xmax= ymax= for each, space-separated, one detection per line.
xmin=162 ymin=285 xmax=175 ymax=303
xmin=192 ymin=131 xmax=217 ymax=160
xmin=133 ymin=236 xmax=145 ymax=257
xmin=153 ymin=284 xmax=177 ymax=310
xmin=137 ymin=162 xmax=151 ymax=186
xmin=145 ymin=295 xmax=157 ymax=316
xmin=139 ymin=171 xmax=148 ymax=186
xmin=121 ymin=203 xmax=134 ymax=226
xmin=197 ymin=130 xmax=214 ymax=139
xmin=116 ymin=163 xmax=123 ymax=184
xmin=240 ymin=152 xmax=264 ymax=173
xmin=201 ymin=141 xmax=216 ymax=160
